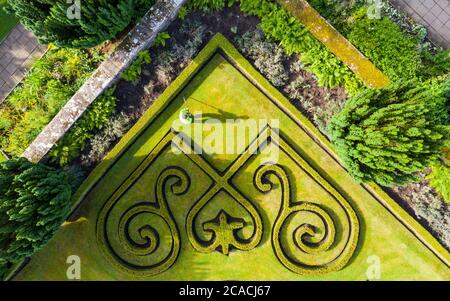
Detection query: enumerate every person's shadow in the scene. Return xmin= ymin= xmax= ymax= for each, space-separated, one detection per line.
xmin=188 ymin=96 xmax=250 ymax=123
xmin=194 ymin=110 xmax=250 ymax=123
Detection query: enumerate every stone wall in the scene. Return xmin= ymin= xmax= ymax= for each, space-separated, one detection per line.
xmin=22 ymin=0 xmax=187 ymax=163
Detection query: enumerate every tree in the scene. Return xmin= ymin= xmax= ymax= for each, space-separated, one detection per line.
xmin=5 ymin=0 xmax=155 ymax=48
xmin=0 ymin=158 xmax=72 ymax=276
xmin=328 ymin=80 xmax=449 ymax=187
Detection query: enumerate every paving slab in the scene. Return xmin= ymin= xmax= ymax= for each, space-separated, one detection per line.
xmin=0 ymin=24 xmax=47 ymax=103
xmin=390 ymin=0 xmax=450 ymax=49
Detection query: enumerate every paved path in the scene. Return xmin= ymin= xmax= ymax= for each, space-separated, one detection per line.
xmin=390 ymin=0 xmax=450 ymax=49
xmin=0 ymin=24 xmax=47 ymax=102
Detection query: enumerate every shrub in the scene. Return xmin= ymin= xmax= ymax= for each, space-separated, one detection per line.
xmin=328 ymin=80 xmax=450 ymax=186
xmin=0 ymin=47 xmax=102 ymax=157
xmin=379 ymin=0 xmax=428 ymax=41
xmin=0 ymin=158 xmax=72 ymax=273
xmin=419 ymin=49 xmax=450 ymax=78
xmin=347 ymin=15 xmax=421 ymax=81
xmin=81 ymin=114 xmax=132 ymax=166
xmin=308 ymin=0 xmax=364 ymax=32
xmin=178 ymin=6 xmax=189 ymax=20
xmin=153 ymin=32 xmax=171 ymax=48
xmin=239 ymin=0 xmax=363 ymax=94
xmin=428 ymin=161 xmax=450 ymax=203
xmin=235 ymin=30 xmax=288 ymax=87
xmin=121 ymin=50 xmax=152 ymax=82
xmin=310 ymin=0 xmax=450 ymax=80
xmin=5 ymin=0 xmax=155 ymax=48
xmin=49 ymin=88 xmax=117 ymax=166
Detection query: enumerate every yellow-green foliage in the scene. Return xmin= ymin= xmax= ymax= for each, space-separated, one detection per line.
xmin=121 ymin=50 xmax=152 ymax=82
xmin=428 ymin=162 xmax=450 ymax=203
xmin=49 ymin=88 xmax=117 ymax=167
xmin=347 ymin=12 xmax=421 ymax=81
xmin=0 ymin=46 xmax=102 ymax=157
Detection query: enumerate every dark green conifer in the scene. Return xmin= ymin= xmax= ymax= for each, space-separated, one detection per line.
xmin=6 ymin=0 xmax=155 ymax=48
xmin=329 ymin=80 xmax=450 ymax=186
xmin=0 ymin=158 xmax=72 ymax=274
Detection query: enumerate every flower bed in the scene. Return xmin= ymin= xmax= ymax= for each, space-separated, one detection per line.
xmin=0 ymin=47 xmax=105 ymax=157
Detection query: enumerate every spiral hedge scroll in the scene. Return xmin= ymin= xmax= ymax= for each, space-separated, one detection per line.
xmin=255 ymin=163 xmax=357 ymax=274
xmin=97 ymin=166 xmax=189 ymax=276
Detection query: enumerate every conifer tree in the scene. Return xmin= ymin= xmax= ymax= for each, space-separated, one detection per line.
xmin=328 ymin=80 xmax=449 ymax=187
xmin=0 ymin=158 xmax=72 ymax=275
xmin=5 ymin=0 xmax=155 ymax=48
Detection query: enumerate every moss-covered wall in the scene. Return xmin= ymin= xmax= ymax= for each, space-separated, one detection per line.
xmin=277 ymin=0 xmax=390 ymax=88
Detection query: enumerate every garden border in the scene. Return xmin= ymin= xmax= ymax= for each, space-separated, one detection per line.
xmin=21 ymin=0 xmax=187 ymax=163
xmin=20 ymin=0 xmax=392 ymax=164
xmin=277 ymin=0 xmax=390 ymax=88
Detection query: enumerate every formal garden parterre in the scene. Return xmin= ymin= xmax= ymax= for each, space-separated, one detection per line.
xmin=11 ymin=33 xmax=449 ymax=280
xmin=0 ymin=0 xmax=449 ymax=280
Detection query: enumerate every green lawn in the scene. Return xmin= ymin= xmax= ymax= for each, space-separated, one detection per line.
xmin=12 ymin=34 xmax=450 ymax=281
xmin=0 ymin=0 xmax=17 ymax=41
